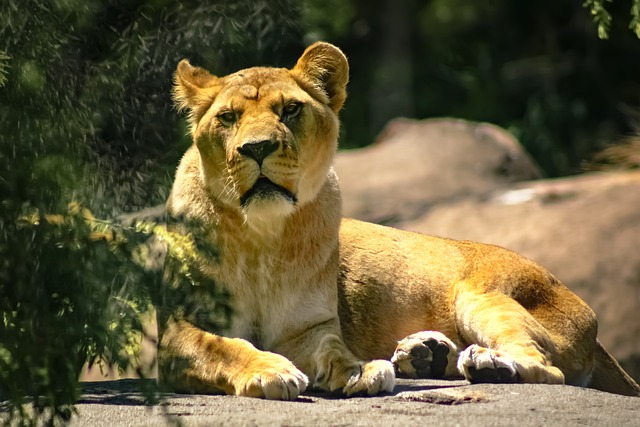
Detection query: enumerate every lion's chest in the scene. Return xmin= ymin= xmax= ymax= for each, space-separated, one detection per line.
xmin=212 ymin=234 xmax=334 ymax=350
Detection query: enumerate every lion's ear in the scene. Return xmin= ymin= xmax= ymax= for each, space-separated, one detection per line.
xmin=292 ymin=42 xmax=349 ymax=113
xmin=173 ymin=59 xmax=219 ymax=122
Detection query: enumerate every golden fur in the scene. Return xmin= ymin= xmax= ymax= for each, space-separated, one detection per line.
xmin=157 ymin=42 xmax=640 ymax=399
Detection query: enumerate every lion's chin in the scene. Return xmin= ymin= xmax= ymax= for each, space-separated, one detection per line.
xmin=240 ymin=178 xmax=297 ymax=230
xmin=240 ymin=177 xmax=297 ymax=208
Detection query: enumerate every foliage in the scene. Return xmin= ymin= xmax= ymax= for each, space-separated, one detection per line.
xmin=0 ymin=52 xmax=8 ymax=88
xmin=633 ymin=0 xmax=640 ymax=37
xmin=0 ymin=0 xmax=301 ymax=425
xmin=584 ymin=0 xmax=615 ymax=39
xmin=584 ymin=0 xmax=640 ymax=38
xmin=0 ymin=205 xmax=159 ymax=425
xmin=0 ymin=202 xmax=232 ymax=425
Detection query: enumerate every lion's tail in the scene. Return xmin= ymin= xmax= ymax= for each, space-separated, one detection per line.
xmin=588 ymin=339 xmax=640 ymax=397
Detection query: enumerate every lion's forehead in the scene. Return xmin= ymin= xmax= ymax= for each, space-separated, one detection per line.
xmin=224 ymin=66 xmax=291 ymax=86
xmin=217 ymin=83 xmax=306 ymax=104
xmin=236 ymin=84 xmax=258 ymax=100
xmin=217 ymin=68 xmax=307 ymax=107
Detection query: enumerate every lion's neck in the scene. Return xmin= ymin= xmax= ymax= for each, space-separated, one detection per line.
xmin=241 ymin=213 xmax=288 ymax=241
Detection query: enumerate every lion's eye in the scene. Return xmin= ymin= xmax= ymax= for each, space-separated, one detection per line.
xmin=281 ymin=102 xmax=302 ymax=121
xmin=217 ymin=111 xmax=237 ymax=127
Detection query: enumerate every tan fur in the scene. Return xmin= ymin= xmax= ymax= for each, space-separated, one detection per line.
xmin=158 ymin=42 xmax=640 ymax=399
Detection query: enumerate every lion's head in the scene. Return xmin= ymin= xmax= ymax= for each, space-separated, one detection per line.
xmin=173 ymin=42 xmax=349 ymax=224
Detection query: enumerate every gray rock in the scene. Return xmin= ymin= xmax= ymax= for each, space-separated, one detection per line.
xmin=336 ymin=118 xmax=542 ymax=225
xmin=67 ymin=378 xmax=639 ymax=426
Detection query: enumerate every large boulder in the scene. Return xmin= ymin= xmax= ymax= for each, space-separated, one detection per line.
xmin=335 ymin=118 xmax=542 ymax=224
xmin=336 ymin=118 xmax=640 ymax=381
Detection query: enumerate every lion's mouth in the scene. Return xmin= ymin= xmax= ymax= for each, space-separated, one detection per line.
xmin=240 ymin=177 xmax=297 ymax=207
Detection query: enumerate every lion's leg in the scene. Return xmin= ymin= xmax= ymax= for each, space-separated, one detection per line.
xmin=391 ymin=331 xmax=461 ymax=379
xmin=274 ymin=318 xmax=395 ymax=396
xmin=454 ymin=290 xmax=565 ymax=384
xmin=157 ymin=316 xmax=309 ymax=399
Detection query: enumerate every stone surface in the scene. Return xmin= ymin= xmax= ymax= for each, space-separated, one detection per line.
xmin=61 ymin=379 xmax=638 ymax=426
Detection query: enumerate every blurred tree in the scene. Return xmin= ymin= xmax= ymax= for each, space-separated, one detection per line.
xmin=303 ymin=0 xmax=640 ymax=176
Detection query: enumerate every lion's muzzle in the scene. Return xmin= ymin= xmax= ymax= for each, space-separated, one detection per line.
xmin=237 ymin=139 xmax=279 ymax=167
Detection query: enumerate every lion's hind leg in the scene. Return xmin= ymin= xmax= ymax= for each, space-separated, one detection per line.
xmin=391 ymin=331 xmax=460 ymax=379
xmin=454 ymin=289 xmax=566 ymax=385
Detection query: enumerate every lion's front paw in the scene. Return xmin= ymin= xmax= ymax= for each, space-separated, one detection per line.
xmin=315 ymin=359 xmax=395 ymax=396
xmin=391 ymin=331 xmax=458 ymax=379
xmin=343 ymin=360 xmax=396 ymax=397
xmin=313 ymin=335 xmax=395 ymax=396
xmin=235 ymin=352 xmax=309 ymax=400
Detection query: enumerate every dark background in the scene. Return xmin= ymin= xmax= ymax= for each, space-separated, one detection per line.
xmin=4 ymin=1 xmax=640 ymax=213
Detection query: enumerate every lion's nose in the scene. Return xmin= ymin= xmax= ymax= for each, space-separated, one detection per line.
xmin=237 ymin=140 xmax=279 ymax=166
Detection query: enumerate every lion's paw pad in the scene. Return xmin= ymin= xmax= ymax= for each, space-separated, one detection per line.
xmin=457 ymin=344 xmax=520 ymax=384
xmin=392 ymin=331 xmax=456 ymax=379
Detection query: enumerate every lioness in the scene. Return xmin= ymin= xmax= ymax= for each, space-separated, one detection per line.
xmin=158 ymin=42 xmax=640 ymax=399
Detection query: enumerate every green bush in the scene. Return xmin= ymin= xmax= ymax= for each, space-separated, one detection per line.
xmin=0 ymin=205 xmax=159 ymax=425
xmin=0 ymin=0 xmax=301 ymax=424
